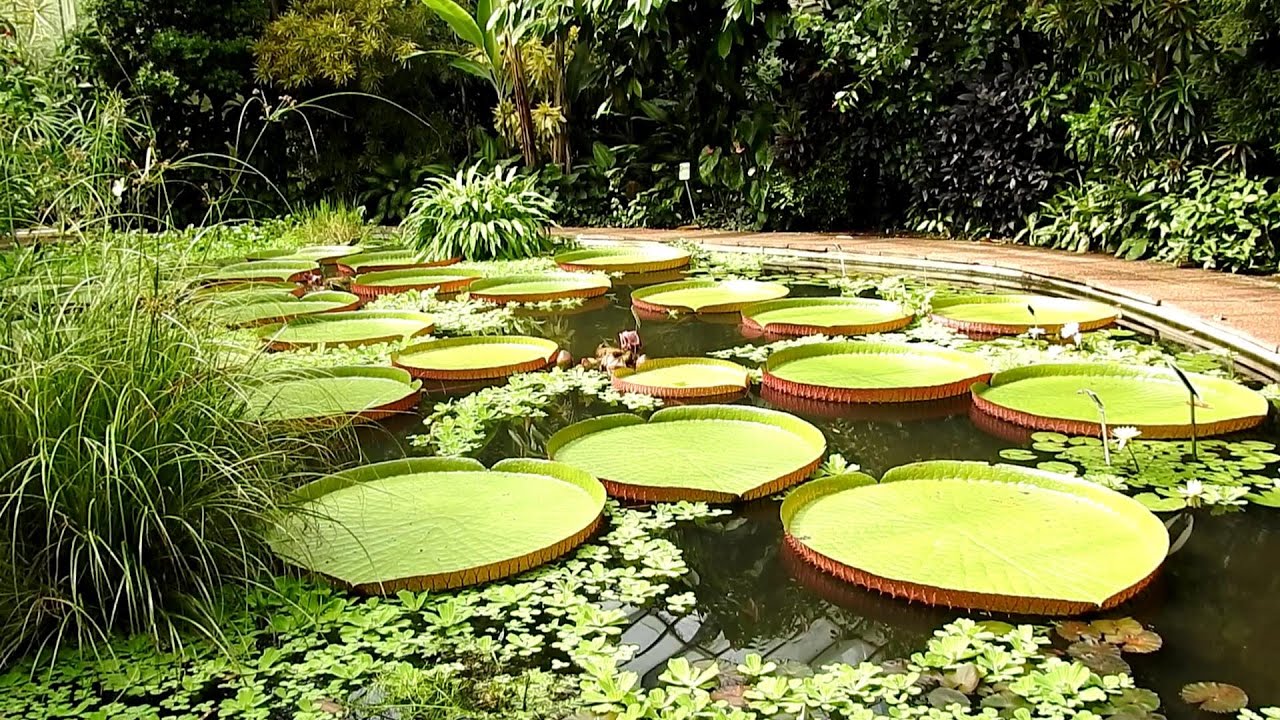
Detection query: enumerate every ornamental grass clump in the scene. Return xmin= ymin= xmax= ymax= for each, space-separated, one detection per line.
xmin=0 ymin=245 xmax=323 ymax=660
xmin=401 ymin=164 xmax=555 ymax=261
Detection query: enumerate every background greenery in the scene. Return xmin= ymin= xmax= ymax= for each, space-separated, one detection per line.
xmin=4 ymin=0 xmax=1280 ymax=269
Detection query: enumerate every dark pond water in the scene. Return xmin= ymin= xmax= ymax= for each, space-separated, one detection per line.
xmin=371 ymin=271 xmax=1280 ymax=716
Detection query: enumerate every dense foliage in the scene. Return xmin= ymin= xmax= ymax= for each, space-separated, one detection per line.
xmin=0 ymin=242 xmax=333 ymax=659
xmin=9 ymin=0 xmax=1280 ymax=265
xmin=402 ymin=163 xmax=555 ymax=260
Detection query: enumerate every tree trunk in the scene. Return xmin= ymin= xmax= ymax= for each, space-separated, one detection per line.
xmin=552 ymin=37 xmax=571 ymax=171
xmin=508 ymin=43 xmax=538 ymax=167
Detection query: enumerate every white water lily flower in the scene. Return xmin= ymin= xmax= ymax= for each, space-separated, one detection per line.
xmin=1027 ymin=326 xmax=1046 ymax=339
xmin=1111 ymin=426 xmax=1142 ymax=450
xmin=1060 ymin=321 xmax=1082 ymax=344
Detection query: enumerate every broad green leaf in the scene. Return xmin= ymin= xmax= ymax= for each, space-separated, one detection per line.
xmin=632 ymin=279 xmax=789 ymax=314
xmin=393 ymin=335 xmax=559 ymax=380
xmin=257 ymin=310 xmax=435 ymax=348
xmin=468 ymin=273 xmax=611 ymax=303
xmin=765 ymin=342 xmax=991 ymax=401
xmin=420 ymin=0 xmax=485 ymax=49
xmin=272 ymin=457 xmax=605 ymax=591
xmin=245 ymin=366 xmax=421 ymax=422
xmin=931 ymin=293 xmax=1119 ymax=334
xmin=199 ymin=259 xmax=317 ymax=284
xmin=782 ymin=461 xmax=1169 ymax=612
xmin=549 ymin=405 xmax=826 ymax=502
xmin=612 ymin=357 xmax=750 ymax=397
xmin=555 ymin=244 xmax=689 ymax=273
xmin=742 ymin=297 xmax=912 ymax=335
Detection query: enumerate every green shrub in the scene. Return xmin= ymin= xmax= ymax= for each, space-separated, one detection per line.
xmin=1023 ymin=169 xmax=1280 ymax=272
xmin=0 ymin=243 xmax=324 ymax=658
xmin=401 ymin=164 xmax=555 ymax=261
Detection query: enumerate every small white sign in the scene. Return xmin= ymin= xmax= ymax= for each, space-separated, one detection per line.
xmin=678 ymin=162 xmax=691 ymax=181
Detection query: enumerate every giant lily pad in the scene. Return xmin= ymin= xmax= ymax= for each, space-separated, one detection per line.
xmin=781 ymin=460 xmax=1169 ymax=615
xmin=245 ymin=366 xmax=422 ymax=423
xmin=763 ymin=341 xmax=992 ymax=403
xmin=631 ymin=279 xmax=789 ymax=315
xmin=257 ymin=310 xmax=435 ymax=350
xmin=548 ymin=405 xmax=826 ymax=502
xmin=468 ymin=273 xmax=612 ymax=304
xmin=248 ymin=245 xmax=361 ymax=264
xmin=555 ymin=244 xmax=691 ymax=273
xmin=350 ymin=267 xmax=482 ymax=300
xmin=198 ymin=259 xmax=317 ymax=286
xmin=203 ymin=289 xmax=360 ymax=327
xmin=611 ymin=357 xmax=751 ymax=399
xmin=971 ymin=363 xmax=1269 ymax=438
xmin=742 ymin=298 xmax=913 ymax=336
xmin=931 ymin=294 xmax=1119 ymax=335
xmin=271 ymin=457 xmax=605 ymax=593
xmin=392 ymin=335 xmax=559 ymax=381
xmin=335 ymin=248 xmax=460 ymax=275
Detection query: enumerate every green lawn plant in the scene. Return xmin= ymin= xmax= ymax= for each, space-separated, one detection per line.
xmin=0 ymin=244 xmax=324 ymax=660
xmin=401 ymin=164 xmax=555 ymax=261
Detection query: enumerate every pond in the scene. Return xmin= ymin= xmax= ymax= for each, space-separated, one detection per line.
xmin=358 ymin=260 xmax=1280 ymax=718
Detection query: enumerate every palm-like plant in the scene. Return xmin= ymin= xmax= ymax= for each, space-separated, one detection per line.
xmin=400 ymin=163 xmax=554 ymax=260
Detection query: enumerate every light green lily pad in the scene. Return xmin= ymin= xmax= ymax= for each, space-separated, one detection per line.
xmin=257 ymin=310 xmax=435 ymax=349
xmin=931 ymin=293 xmax=1119 ymax=335
xmin=781 ymin=460 xmax=1168 ymax=614
xmin=611 ymin=357 xmax=751 ymax=398
xmin=547 ymin=405 xmax=825 ymax=502
xmin=392 ymin=335 xmax=559 ymax=380
xmin=468 ymin=273 xmax=612 ymax=304
xmin=204 ymin=290 xmax=359 ymax=327
xmin=199 ymin=259 xmax=317 ymax=285
xmin=245 ymin=366 xmax=421 ymax=422
xmin=742 ymin=297 xmax=913 ymax=336
xmin=351 ymin=267 xmax=481 ymax=297
xmin=763 ymin=341 xmax=991 ymax=402
xmin=631 ymin=279 xmax=790 ymax=314
xmin=972 ymin=363 xmax=1270 ymax=438
xmin=248 ymin=245 xmax=361 ymax=263
xmin=336 ymin=248 xmax=458 ymax=274
xmin=271 ymin=457 xmax=605 ymax=592
xmin=555 ymin=244 xmax=691 ymax=273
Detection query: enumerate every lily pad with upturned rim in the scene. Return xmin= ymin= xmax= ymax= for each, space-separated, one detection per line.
xmin=547 ymin=405 xmax=826 ymax=502
xmin=392 ymin=335 xmax=559 ymax=381
xmin=245 ymin=366 xmax=422 ymax=423
xmin=1180 ymin=683 xmax=1248 ymax=713
xmin=971 ymin=363 xmax=1269 ymax=438
xmin=350 ymin=267 xmax=482 ymax=300
xmin=555 ymin=244 xmax=692 ymax=273
xmin=247 ymin=245 xmax=362 ymax=264
xmin=741 ymin=298 xmax=913 ymax=336
xmin=198 ymin=259 xmax=318 ymax=286
xmin=611 ymin=357 xmax=751 ymax=399
xmin=270 ymin=457 xmax=605 ymax=593
xmin=931 ymin=294 xmax=1119 ymax=335
xmin=335 ymin=248 xmax=461 ymax=275
xmin=631 ymin=279 xmax=789 ymax=315
xmin=256 ymin=310 xmax=435 ymax=350
xmin=468 ymin=273 xmax=612 ymax=304
xmin=781 ymin=460 xmax=1169 ymax=615
xmin=206 ymin=289 xmax=361 ymax=327
xmin=763 ymin=341 xmax=992 ymax=403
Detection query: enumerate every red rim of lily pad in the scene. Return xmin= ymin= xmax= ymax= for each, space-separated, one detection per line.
xmin=468 ymin=274 xmax=612 ymax=304
xmin=349 ymin=268 xmax=481 ymax=301
xmin=740 ymin=298 xmax=914 ymax=337
xmin=391 ymin=336 xmax=560 ymax=381
xmin=335 ymin=255 xmax=461 ymax=276
xmin=929 ymin=294 xmax=1120 ymax=336
xmin=555 ymin=245 xmax=692 ymax=274
xmin=761 ymin=384 xmax=971 ymax=422
xmin=610 ymin=357 xmax=751 ymax=399
xmin=762 ymin=342 xmax=992 ymax=404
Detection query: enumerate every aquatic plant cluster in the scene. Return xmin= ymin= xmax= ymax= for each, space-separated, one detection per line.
xmin=0 ymin=501 xmax=1220 ymax=720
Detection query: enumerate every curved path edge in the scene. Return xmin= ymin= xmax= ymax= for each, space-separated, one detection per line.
xmin=555 ymin=228 xmax=1280 ymax=382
